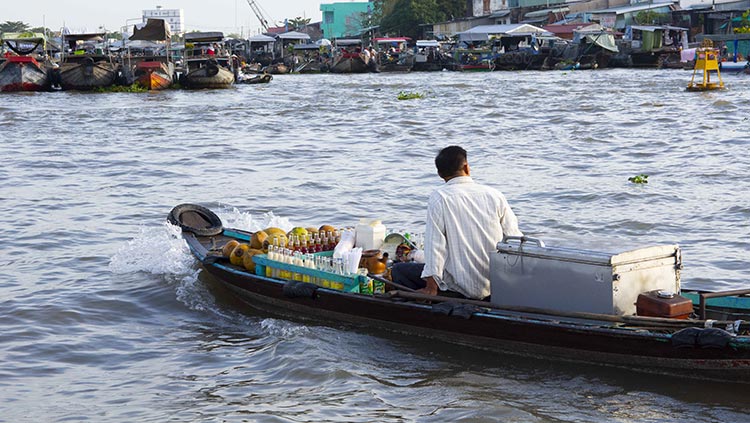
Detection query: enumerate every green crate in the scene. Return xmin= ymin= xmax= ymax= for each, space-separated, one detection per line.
xmin=253 ymin=253 xmax=363 ymax=293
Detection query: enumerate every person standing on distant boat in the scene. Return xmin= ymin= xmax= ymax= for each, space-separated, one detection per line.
xmin=391 ymin=146 xmax=523 ymax=300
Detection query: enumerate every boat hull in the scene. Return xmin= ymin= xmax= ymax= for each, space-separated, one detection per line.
xmin=180 ymin=222 xmax=750 ymax=384
xmin=58 ymin=59 xmax=117 ymax=90
xmin=329 ymin=56 xmax=368 ymax=73
xmin=0 ymin=57 xmax=48 ymax=92
xmin=134 ymin=61 xmax=174 ymax=90
xmin=184 ymin=65 xmax=234 ymax=89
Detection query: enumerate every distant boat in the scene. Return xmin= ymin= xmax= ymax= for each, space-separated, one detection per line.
xmin=374 ymin=37 xmax=414 ymax=72
xmin=181 ymin=32 xmax=235 ymax=89
xmin=126 ymin=19 xmax=175 ymax=90
xmin=0 ymin=33 xmax=49 ymax=92
xmin=56 ymin=32 xmax=117 ymax=90
xmin=329 ymin=39 xmax=369 ymax=74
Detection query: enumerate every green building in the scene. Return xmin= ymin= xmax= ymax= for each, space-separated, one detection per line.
xmin=320 ymin=1 xmax=373 ymax=39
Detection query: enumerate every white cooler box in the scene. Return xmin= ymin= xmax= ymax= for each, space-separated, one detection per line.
xmin=490 ymin=236 xmax=682 ymax=316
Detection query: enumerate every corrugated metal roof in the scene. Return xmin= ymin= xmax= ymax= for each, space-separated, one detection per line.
xmin=589 ymin=1 xmax=675 ymax=15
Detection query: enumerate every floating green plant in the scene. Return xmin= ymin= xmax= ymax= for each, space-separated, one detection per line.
xmin=93 ymin=84 xmax=148 ymax=93
xmin=397 ymin=91 xmax=424 ymax=100
xmin=628 ymin=174 xmax=649 ymax=184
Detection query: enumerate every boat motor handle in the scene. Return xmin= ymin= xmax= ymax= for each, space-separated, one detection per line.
xmin=500 ymin=235 xmax=546 ymax=248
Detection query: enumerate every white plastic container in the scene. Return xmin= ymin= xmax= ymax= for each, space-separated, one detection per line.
xmin=354 ymin=219 xmax=386 ymax=250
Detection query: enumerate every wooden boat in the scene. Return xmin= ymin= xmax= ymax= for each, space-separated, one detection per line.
xmin=262 ymin=63 xmax=289 ymax=74
xmin=329 ymin=39 xmax=369 ymax=74
xmin=237 ymin=73 xmax=272 ymax=84
xmin=181 ymin=32 xmax=235 ymax=89
xmin=0 ymin=33 xmax=49 ymax=92
xmin=126 ymin=19 xmax=175 ymax=90
xmin=374 ymin=37 xmax=414 ymax=72
xmin=412 ymin=40 xmax=458 ymax=72
xmin=133 ymin=60 xmax=174 ymax=90
xmin=170 ymin=204 xmax=750 ymax=384
xmin=55 ymin=32 xmax=117 ymax=90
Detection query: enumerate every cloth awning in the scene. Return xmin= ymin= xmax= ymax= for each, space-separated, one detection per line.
xmin=129 ymin=19 xmax=170 ymax=41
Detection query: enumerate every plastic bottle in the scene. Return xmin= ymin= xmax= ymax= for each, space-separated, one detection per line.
xmin=355 ymin=219 xmax=387 ymax=250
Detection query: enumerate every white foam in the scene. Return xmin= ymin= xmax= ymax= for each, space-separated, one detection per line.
xmin=108 ymin=222 xmax=195 ymax=276
xmin=217 ymin=206 xmax=294 ymax=233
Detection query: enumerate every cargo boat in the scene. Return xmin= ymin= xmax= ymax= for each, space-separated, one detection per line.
xmin=170 ymin=203 xmax=750 ymax=384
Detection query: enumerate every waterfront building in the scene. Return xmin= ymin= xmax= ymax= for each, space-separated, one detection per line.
xmin=143 ymin=6 xmax=185 ymax=35
xmin=319 ymin=1 xmax=373 ymax=39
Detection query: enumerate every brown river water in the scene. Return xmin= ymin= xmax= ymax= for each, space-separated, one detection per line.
xmin=1 ymin=69 xmax=749 ymax=421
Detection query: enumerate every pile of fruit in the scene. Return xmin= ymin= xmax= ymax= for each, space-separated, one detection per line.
xmin=221 ymin=225 xmax=338 ymax=273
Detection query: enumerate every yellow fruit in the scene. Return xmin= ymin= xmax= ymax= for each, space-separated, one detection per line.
xmin=250 ymin=230 xmax=268 ymax=250
xmin=262 ymin=233 xmax=288 ymax=251
xmin=305 ymin=227 xmax=318 ymax=235
xmin=263 ymin=227 xmax=286 ymax=237
xmin=287 ymin=227 xmax=308 ymax=238
xmin=243 ymin=248 xmax=264 ymax=272
xmin=222 ymin=240 xmax=240 ymax=257
xmin=319 ymin=224 xmax=336 ymax=233
xmin=230 ymin=244 xmax=250 ymax=266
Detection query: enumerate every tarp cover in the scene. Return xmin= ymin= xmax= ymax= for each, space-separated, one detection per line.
xmin=62 ymin=33 xmax=105 ymax=42
xmin=585 ymin=33 xmax=618 ymax=52
xmin=184 ymin=32 xmax=224 ymax=43
xmin=129 ymin=19 xmax=171 ymax=41
xmin=248 ymin=34 xmax=276 ymax=42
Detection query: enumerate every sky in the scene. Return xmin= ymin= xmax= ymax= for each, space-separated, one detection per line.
xmin=3 ymin=0 xmax=324 ymax=36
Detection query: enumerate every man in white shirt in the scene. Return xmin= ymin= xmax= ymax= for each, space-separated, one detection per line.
xmin=391 ymin=146 xmax=523 ymax=300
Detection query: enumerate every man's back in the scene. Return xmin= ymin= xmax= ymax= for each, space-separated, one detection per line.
xmin=423 ymin=176 xmax=522 ymax=299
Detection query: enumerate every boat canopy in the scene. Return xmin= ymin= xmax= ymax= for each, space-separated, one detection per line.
xmin=373 ymin=37 xmax=411 ymax=44
xmin=293 ymin=43 xmax=320 ymax=50
xmin=129 ymin=19 xmax=171 ymax=41
xmin=1 ymin=32 xmax=46 ymax=55
xmin=248 ymin=34 xmax=275 ymax=43
xmin=335 ymin=39 xmax=362 ymax=46
xmin=184 ymin=32 xmax=224 ymax=43
xmin=276 ymin=31 xmax=311 ymax=40
xmin=62 ymin=32 xmax=105 ymax=42
xmin=572 ymin=23 xmax=618 ymax=52
xmin=416 ymin=40 xmax=440 ymax=47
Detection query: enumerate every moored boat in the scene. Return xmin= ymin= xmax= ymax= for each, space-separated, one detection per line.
xmin=329 ymin=39 xmax=370 ymax=74
xmin=126 ymin=19 xmax=175 ymax=90
xmin=0 ymin=33 xmax=49 ymax=92
xmin=55 ymin=32 xmax=118 ymax=90
xmin=170 ymin=203 xmax=750 ymax=384
xmin=181 ymin=32 xmax=235 ymax=89
xmin=374 ymin=37 xmax=414 ymax=72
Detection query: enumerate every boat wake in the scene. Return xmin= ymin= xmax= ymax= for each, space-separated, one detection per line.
xmin=108 ymin=206 xmax=296 ymax=313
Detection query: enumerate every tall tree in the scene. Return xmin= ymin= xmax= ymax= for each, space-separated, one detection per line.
xmin=0 ymin=21 xmax=30 ymax=33
xmin=287 ymin=16 xmax=311 ymax=30
xmin=379 ymin=0 xmax=464 ymax=39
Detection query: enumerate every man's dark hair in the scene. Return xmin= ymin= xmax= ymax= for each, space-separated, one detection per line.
xmin=435 ymin=146 xmax=467 ymax=178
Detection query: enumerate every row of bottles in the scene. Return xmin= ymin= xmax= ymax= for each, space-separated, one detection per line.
xmin=263 ymin=245 xmax=384 ymax=294
xmin=269 ymin=230 xmax=341 ymax=255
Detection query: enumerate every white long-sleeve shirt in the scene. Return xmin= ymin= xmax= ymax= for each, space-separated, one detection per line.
xmin=420 ymin=176 xmax=523 ymax=299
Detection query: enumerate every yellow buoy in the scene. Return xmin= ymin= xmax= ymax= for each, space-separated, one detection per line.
xmin=687 ymin=39 xmax=726 ymax=91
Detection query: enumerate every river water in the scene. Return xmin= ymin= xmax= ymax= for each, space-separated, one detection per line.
xmin=1 ymin=69 xmax=749 ymax=422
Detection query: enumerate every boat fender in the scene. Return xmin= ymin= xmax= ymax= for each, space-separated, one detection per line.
xmin=282 ymin=280 xmax=318 ymax=299
xmin=671 ymin=327 xmax=734 ymax=349
xmin=167 ymin=203 xmax=223 ymax=236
